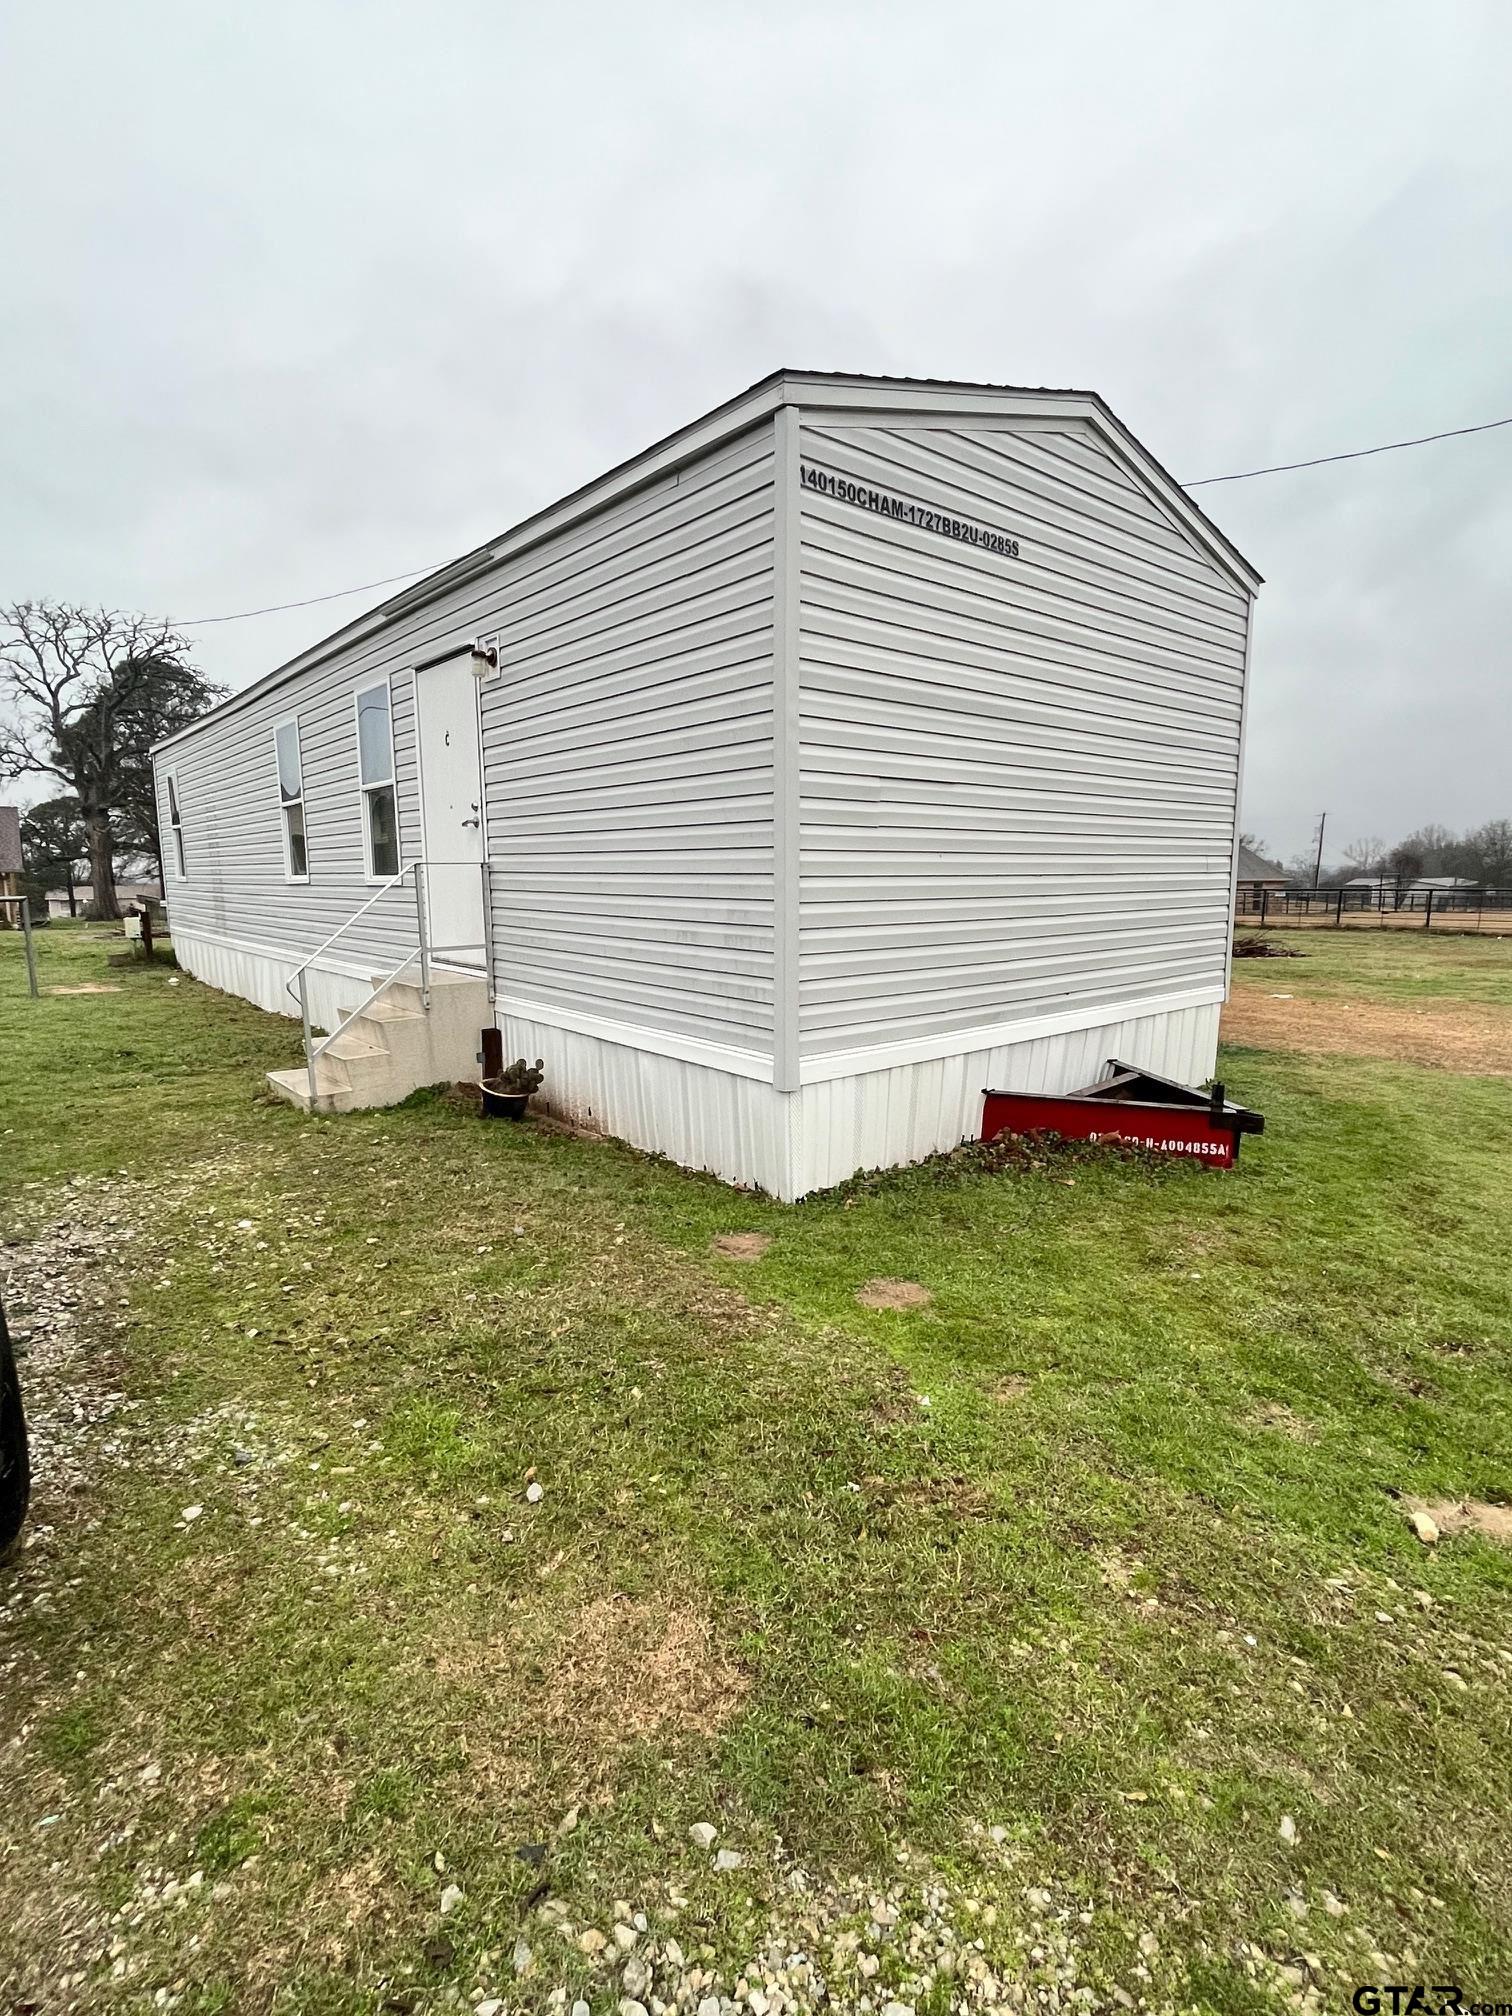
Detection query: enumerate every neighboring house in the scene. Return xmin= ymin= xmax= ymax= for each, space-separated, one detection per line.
xmin=1235 ymin=844 xmax=1287 ymax=906
xmin=1344 ymin=873 xmax=1481 ymax=908
xmin=0 ymin=806 xmax=20 ymax=926
xmin=1411 ymin=875 xmax=1481 ymax=908
xmin=152 ymin=367 xmax=1260 ymax=1200
xmin=45 ymin=879 xmax=163 ymax=920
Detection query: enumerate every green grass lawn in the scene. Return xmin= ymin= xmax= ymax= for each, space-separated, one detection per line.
xmin=1232 ymin=923 xmax=1512 ymax=1008
xmin=3 ymin=922 xmax=1511 ymax=2014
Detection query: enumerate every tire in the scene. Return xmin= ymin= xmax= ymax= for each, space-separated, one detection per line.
xmin=0 ymin=1295 xmax=30 ymax=1558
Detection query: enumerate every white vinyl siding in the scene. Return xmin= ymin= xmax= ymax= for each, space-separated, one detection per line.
xmin=153 ymin=662 xmax=425 ymax=975
xmin=153 ymin=425 xmax=777 ymax=1049
xmin=795 ymin=417 xmax=1251 ymax=1059
xmin=275 ymin=717 xmax=308 ymax=881
xmin=481 ymin=424 xmax=777 ymax=1059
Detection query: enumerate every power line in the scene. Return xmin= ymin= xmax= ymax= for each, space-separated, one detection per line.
xmin=1183 ymin=413 xmax=1512 ymax=486
xmin=172 ymin=561 xmax=451 ymax=627
xmin=169 ymin=408 xmax=1512 ymax=627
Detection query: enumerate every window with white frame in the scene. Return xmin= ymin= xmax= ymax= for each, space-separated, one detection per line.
xmin=275 ymin=717 xmax=308 ymax=880
xmin=166 ymin=771 xmax=186 ymax=879
xmin=355 ymin=681 xmax=399 ymax=878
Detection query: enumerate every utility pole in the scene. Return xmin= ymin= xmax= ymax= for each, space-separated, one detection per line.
xmin=1312 ymin=811 xmax=1327 ymax=893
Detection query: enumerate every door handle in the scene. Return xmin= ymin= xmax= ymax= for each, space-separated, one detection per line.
xmin=461 ymin=817 xmax=480 ymax=829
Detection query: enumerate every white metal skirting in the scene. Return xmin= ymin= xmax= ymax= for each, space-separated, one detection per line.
xmin=171 ymin=928 xmax=1220 ymax=1197
xmin=505 ymin=997 xmax=1221 ymax=1201
xmin=789 ymin=999 xmax=1222 ymax=1197
xmin=501 ymin=1009 xmax=793 ymax=1197
xmin=170 ymin=928 xmax=371 ymax=1037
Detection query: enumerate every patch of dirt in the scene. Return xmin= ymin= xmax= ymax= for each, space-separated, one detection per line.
xmin=865 ymin=1368 xmax=926 ymax=1426
xmin=1428 ymin=1337 xmax=1482 ymax=1360
xmin=46 ymin=982 xmax=122 ymax=995
xmin=541 ymin=1594 xmax=749 ymax=1744
xmin=855 ymin=1278 xmax=932 ymax=1311
xmin=1250 ymin=1400 xmax=1318 ymax=1442
xmin=1173 ymin=1227 xmax=1227 ymax=1256
xmin=992 ymin=1375 xmax=1031 ymax=1402
xmin=1097 ymin=1546 xmax=1138 ymax=1591
xmin=1221 ymin=990 xmax=1512 ymax=1073
xmin=1404 ymin=1496 xmax=1512 ymax=1545
xmin=864 ymin=1474 xmax=991 ymax=1519
xmin=710 ymin=1231 xmax=772 ymax=1261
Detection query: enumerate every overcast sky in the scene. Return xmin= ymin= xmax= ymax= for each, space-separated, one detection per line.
xmin=3 ymin=0 xmax=1508 ymax=865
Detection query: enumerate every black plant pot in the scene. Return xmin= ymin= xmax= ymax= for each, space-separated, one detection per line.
xmin=479 ymin=1082 xmax=531 ymax=1121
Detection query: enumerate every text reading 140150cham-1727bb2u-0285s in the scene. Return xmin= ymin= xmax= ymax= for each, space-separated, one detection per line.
xmin=799 ymin=461 xmax=1021 ymax=559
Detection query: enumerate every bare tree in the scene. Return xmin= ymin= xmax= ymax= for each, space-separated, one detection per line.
xmin=0 ymin=602 xmax=216 ymax=918
xmin=1462 ymin=817 xmax=1512 ymax=888
xmin=1340 ymin=835 xmax=1388 ymax=877
xmin=1385 ymin=841 xmax=1425 ymax=899
xmin=1398 ymin=823 xmax=1457 ymax=877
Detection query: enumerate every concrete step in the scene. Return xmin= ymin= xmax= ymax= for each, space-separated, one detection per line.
xmin=268 ymin=967 xmax=490 ymax=1116
xmin=338 ymin=999 xmax=426 ymax=1026
xmin=265 ymin=1065 xmax=365 ymax=1115
xmin=380 ymin=973 xmax=488 ymax=1015
xmin=321 ymin=1032 xmax=390 ymax=1063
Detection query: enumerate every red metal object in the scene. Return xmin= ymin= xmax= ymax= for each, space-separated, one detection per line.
xmin=980 ymin=1060 xmax=1264 ymax=1168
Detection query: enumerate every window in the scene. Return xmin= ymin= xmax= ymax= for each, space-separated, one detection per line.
xmin=275 ymin=717 xmax=308 ymax=880
xmin=355 ymin=681 xmax=398 ymax=879
xmin=165 ymin=770 xmax=186 ymax=879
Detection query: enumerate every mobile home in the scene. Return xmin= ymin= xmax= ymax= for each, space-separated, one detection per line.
xmin=153 ymin=369 xmax=1260 ymax=1199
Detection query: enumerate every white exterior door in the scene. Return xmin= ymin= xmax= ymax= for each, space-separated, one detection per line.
xmin=415 ymin=657 xmax=485 ymax=964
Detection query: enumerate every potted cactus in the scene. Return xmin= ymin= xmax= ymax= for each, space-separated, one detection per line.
xmin=479 ymin=1056 xmax=544 ymax=1121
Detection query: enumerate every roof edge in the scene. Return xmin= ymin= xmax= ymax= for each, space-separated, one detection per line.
xmin=781 ymin=371 xmax=1261 ymax=595
xmin=154 ymin=368 xmax=1259 ymax=757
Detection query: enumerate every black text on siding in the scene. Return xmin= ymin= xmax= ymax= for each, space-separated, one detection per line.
xmin=800 ymin=462 xmax=1021 ymax=559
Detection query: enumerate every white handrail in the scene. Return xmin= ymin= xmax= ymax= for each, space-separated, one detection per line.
xmin=284 ymin=862 xmax=415 ymax=1009
xmin=284 ymin=857 xmax=492 ymax=1109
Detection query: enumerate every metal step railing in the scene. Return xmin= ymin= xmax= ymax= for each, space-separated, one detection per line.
xmin=284 ymin=858 xmax=494 ymax=1107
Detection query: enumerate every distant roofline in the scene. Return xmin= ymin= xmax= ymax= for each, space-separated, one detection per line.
xmin=1236 ymin=843 xmax=1286 ymax=880
xmin=0 ymin=803 xmax=22 ymax=875
xmin=154 ymin=368 xmax=1261 ymax=756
